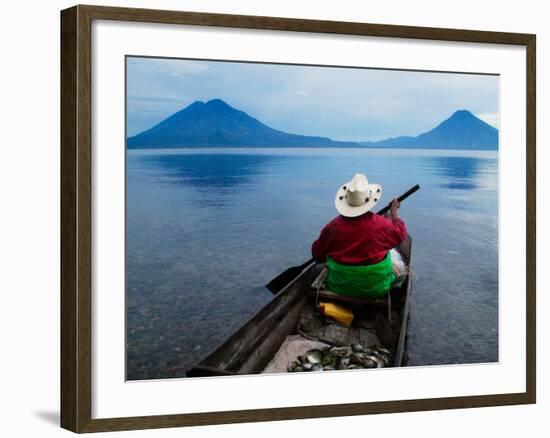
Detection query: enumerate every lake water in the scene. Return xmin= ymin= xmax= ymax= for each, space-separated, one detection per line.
xmin=126 ymin=148 xmax=498 ymax=380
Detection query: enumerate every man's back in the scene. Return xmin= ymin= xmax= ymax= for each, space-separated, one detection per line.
xmin=311 ymin=173 xmax=407 ymax=297
xmin=312 ymin=211 xmax=406 ymax=266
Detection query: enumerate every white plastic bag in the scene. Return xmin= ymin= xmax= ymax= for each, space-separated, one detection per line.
xmin=390 ymin=248 xmax=406 ymax=277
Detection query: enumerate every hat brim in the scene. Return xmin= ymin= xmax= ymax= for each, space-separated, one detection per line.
xmin=334 ymin=182 xmax=382 ymax=217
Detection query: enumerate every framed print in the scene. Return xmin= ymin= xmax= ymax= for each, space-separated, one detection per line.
xmin=60 ymin=4 xmax=536 ymax=433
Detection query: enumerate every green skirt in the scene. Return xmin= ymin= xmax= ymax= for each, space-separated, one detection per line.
xmin=326 ymin=253 xmax=395 ymax=298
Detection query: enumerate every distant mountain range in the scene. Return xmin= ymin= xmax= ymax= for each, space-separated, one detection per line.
xmin=127 ymin=99 xmax=498 ymax=150
xmin=127 ymin=99 xmax=356 ymax=149
xmin=360 ymin=109 xmax=498 ymax=150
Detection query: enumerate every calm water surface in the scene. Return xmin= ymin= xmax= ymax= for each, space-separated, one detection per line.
xmin=126 ymin=148 xmax=498 ymax=380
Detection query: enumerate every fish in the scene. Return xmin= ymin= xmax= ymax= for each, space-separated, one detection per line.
xmin=350 ymin=353 xmax=365 ymax=365
xmin=329 ymin=346 xmax=352 ymax=357
xmin=363 ymin=359 xmax=377 ymax=368
xmin=287 ymin=343 xmax=390 ymax=373
xmin=306 ymin=350 xmax=323 ymax=364
xmin=287 ymin=360 xmax=300 ymax=372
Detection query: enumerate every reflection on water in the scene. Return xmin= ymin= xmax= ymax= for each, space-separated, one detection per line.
xmin=429 ymin=156 xmax=489 ymax=190
xmin=135 ymin=153 xmax=290 ymax=188
xmin=126 ymin=148 xmax=498 ymax=380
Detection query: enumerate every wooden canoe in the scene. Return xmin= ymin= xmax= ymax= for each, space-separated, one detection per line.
xmin=187 ymin=235 xmax=413 ymax=377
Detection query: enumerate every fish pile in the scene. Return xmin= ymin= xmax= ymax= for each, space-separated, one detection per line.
xmin=287 ymin=343 xmax=391 ymax=372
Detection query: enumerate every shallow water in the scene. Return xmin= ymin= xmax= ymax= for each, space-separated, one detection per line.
xmin=126 ymin=147 xmax=498 ymax=380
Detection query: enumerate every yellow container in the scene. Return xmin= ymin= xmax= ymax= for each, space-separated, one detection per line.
xmin=319 ymin=301 xmax=354 ymax=327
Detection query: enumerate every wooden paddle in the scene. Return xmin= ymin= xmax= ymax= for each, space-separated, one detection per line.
xmin=265 ymin=184 xmax=420 ymax=294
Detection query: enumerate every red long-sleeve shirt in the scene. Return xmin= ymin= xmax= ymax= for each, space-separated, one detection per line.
xmin=311 ymin=212 xmax=407 ymax=266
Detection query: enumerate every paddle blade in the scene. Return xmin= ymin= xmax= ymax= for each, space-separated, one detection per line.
xmin=265 ymin=258 xmax=314 ymax=294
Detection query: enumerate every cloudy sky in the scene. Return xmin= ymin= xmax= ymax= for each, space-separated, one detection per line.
xmin=126 ymin=56 xmax=499 ymax=141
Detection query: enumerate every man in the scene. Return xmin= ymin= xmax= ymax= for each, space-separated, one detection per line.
xmin=311 ymin=173 xmax=406 ymax=298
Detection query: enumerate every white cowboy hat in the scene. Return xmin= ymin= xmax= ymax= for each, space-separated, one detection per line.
xmin=334 ymin=173 xmax=382 ymax=217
